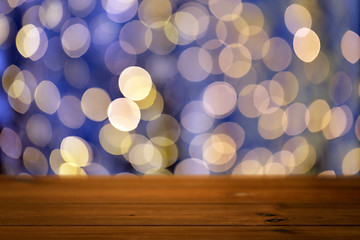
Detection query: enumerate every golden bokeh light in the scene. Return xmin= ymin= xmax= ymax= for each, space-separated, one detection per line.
xmin=178 ymin=2 xmax=209 ymax=37
xmin=241 ymin=2 xmax=264 ymax=32
xmin=271 ymin=150 xmax=295 ymax=175
xmin=318 ymin=170 xmax=336 ymax=177
xmin=118 ymin=66 xmax=153 ymax=101
xmin=272 ymin=71 xmax=299 ymax=105
xmin=174 ymin=158 xmax=210 ymax=175
xmin=15 ymin=24 xmax=40 ymax=58
xmin=39 ymin=0 xmax=64 ymax=29
xmin=138 ymin=0 xmax=172 ymax=28
xmin=5 ymin=70 xmax=36 ymax=115
xmin=163 ymin=19 xmax=183 ymax=46
xmin=99 ymin=123 xmax=133 ymax=155
xmin=23 ymin=147 xmax=48 ymax=175
xmin=233 ymin=148 xmax=272 ymax=175
xmin=201 ymin=39 xmax=224 ymax=75
xmin=202 ymin=133 xmax=237 ymax=172
xmin=283 ymin=103 xmax=309 ymax=136
xmin=341 ymin=105 xmax=354 ymax=136
xmin=189 ymin=133 xmax=211 ymax=159
xmin=174 ymin=11 xmax=199 ymax=39
xmin=284 ymin=4 xmax=312 ymax=34
xmin=229 ymin=59 xmax=257 ymax=89
xmin=29 ymin=27 xmax=48 ymax=61
xmin=59 ymin=163 xmax=87 ymax=176
xmin=216 ymin=17 xmax=249 ymax=45
xmin=356 ymin=116 xmax=360 ymax=141
xmin=2 ymin=65 xmax=21 ymax=96
xmin=60 ymin=136 xmax=92 ymax=167
xmin=244 ymin=27 xmax=269 ymax=60
xmin=213 ymin=122 xmax=245 ymax=150
xmin=108 ymin=98 xmax=141 ymax=131
xmin=8 ymin=85 xmax=32 ymax=114
xmin=307 ymin=99 xmax=331 ymax=132
xmin=253 ymin=81 xmax=284 ymax=115
xmin=303 ymin=51 xmax=330 ymax=84
xmin=282 ymin=136 xmax=316 ymax=174
xmin=323 ymin=107 xmax=347 ymax=140
xmin=232 ymin=159 xmax=263 ymax=175
xmin=219 ymin=43 xmax=252 ymax=78
xmin=209 ymin=0 xmax=242 ymax=22
xmin=237 ymin=84 xmax=262 ymax=118
xmin=203 ymin=81 xmax=237 ymax=118
xmin=148 ymin=25 xmax=176 ymax=54
xmin=342 ymin=148 xmax=360 ymax=175
xmin=81 ymin=88 xmax=111 ymax=122
xmin=258 ymin=108 xmax=286 ymax=140
xmin=127 ymin=140 xmax=165 ymax=173
xmin=49 ymin=149 xmax=66 ymax=175
xmin=263 ymin=162 xmax=287 ymax=176
xmin=140 ymin=90 xmax=164 ymax=121
xmin=157 ymin=143 xmax=178 ymax=168
xmin=134 ymin=84 xmax=157 ymax=109
xmin=293 ymin=27 xmax=321 ymax=63
xmin=144 ymin=168 xmax=172 ymax=175
xmin=8 ymin=78 xmax=26 ymax=99
xmin=146 ymin=114 xmax=180 ymax=146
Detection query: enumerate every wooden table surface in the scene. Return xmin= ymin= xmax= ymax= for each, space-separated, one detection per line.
xmin=0 ymin=176 xmax=360 ymax=239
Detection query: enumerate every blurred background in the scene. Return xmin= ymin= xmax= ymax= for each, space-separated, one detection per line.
xmin=0 ymin=0 xmax=359 ymax=176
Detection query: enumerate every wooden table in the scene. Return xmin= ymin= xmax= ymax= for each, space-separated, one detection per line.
xmin=0 ymin=176 xmax=359 ymax=239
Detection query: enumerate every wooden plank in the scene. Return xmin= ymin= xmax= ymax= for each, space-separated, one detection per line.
xmin=1 ymin=226 xmax=360 ymax=240
xmin=0 ymin=203 xmax=359 ymax=226
xmin=1 ymin=177 xmax=360 ymax=238
xmin=1 ymin=176 xmax=360 ymax=204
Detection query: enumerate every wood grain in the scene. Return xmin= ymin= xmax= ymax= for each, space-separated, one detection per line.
xmin=1 ymin=203 xmax=360 ymax=226
xmin=1 ymin=176 xmax=360 ymax=204
xmin=1 ymin=226 xmax=360 ymax=240
xmin=0 ymin=176 xmax=359 ymax=239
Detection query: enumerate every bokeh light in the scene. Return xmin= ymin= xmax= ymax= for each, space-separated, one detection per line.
xmin=118 ymin=66 xmax=152 ymax=101
xmin=293 ymin=27 xmax=321 ymax=63
xmin=81 ymin=88 xmax=111 ymax=122
xmin=0 ymin=0 xmax=359 ymax=176
xmin=108 ymin=98 xmax=141 ymax=132
xmin=341 ymin=30 xmax=360 ymax=64
xmin=61 ymin=20 xmax=91 ymax=58
xmin=284 ymin=4 xmax=312 ymax=35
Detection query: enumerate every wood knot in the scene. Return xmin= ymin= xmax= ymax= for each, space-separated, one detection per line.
xmin=265 ymin=218 xmax=284 ymax=223
xmin=270 ymin=229 xmax=294 ymax=234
